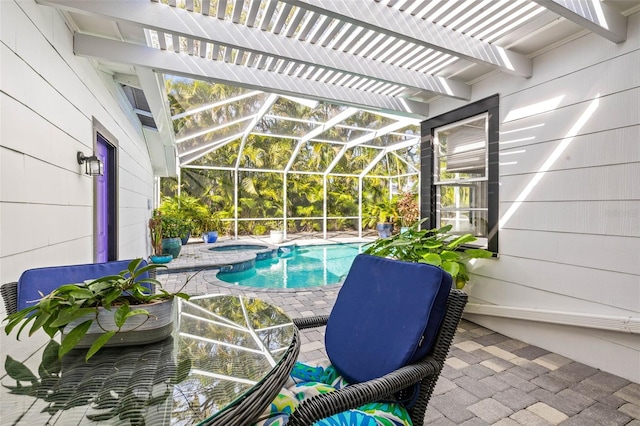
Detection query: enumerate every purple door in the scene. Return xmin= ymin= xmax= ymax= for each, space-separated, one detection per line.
xmin=96 ymin=136 xmax=109 ymax=262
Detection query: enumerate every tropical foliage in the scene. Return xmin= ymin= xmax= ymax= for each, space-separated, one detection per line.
xmin=362 ymin=197 xmax=399 ymax=228
xmin=161 ymin=77 xmax=420 ymax=236
xmin=158 ymin=194 xmax=211 ymax=236
xmin=363 ymin=220 xmax=492 ymax=288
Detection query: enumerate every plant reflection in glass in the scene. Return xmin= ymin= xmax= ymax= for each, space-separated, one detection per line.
xmin=2 ymin=295 xmax=295 ymax=425
xmin=3 ymin=338 xmax=182 ymax=425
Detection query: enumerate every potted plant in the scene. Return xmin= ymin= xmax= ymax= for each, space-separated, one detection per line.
xmin=149 ymin=210 xmax=172 ymax=264
xmin=396 ymin=192 xmax=420 ymax=233
xmin=268 ymin=220 xmax=285 ymax=244
xmin=159 ymin=195 xmax=211 ymax=245
xmin=363 ymin=198 xmax=399 ymax=238
xmin=203 ymin=214 xmax=223 ymax=243
xmin=160 ymin=214 xmax=185 ymax=258
xmin=2 ymin=259 xmax=190 ymax=361
xmin=363 ymin=219 xmax=493 ymax=289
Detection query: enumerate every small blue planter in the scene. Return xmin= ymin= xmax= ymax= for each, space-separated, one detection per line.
xmin=204 ymin=231 xmax=218 ymax=243
xmin=150 ymin=254 xmax=172 ymax=264
xmin=180 ymin=231 xmax=191 ymax=245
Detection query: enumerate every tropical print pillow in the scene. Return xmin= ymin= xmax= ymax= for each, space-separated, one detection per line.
xmin=252 ymin=360 xmax=412 ymax=426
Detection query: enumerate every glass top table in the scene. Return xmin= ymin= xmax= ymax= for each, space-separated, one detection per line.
xmin=1 ymin=295 xmax=299 ymax=425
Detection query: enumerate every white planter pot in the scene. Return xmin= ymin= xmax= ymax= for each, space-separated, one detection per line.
xmin=270 ymin=230 xmax=284 ymax=244
xmin=63 ymin=298 xmax=175 ymax=348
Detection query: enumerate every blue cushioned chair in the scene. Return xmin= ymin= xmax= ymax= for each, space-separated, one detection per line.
xmin=287 ymin=254 xmax=468 ymax=426
xmin=1 ymin=259 xmax=155 ymax=315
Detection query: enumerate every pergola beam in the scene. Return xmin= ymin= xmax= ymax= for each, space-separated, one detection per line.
xmin=37 ymin=0 xmax=470 ymax=100
xmin=74 ymin=34 xmax=429 ymax=119
xmin=281 ymin=0 xmax=532 ymax=78
xmin=531 ymin=0 xmax=627 ymax=43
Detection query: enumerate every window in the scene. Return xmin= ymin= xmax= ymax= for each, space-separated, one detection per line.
xmin=421 ymin=95 xmax=499 ymax=253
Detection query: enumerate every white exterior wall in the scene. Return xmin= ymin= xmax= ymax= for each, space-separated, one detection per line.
xmin=430 ymin=12 xmax=640 ymax=382
xmin=0 ymin=0 xmax=155 ymax=302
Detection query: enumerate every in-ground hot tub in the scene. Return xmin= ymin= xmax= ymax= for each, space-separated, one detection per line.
xmin=208 ymin=244 xmax=277 ymax=262
xmin=208 ymin=244 xmax=270 ymax=253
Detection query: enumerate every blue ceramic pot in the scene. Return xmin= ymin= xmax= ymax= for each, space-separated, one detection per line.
xmin=206 ymin=231 xmax=218 ymax=243
xmin=180 ymin=231 xmax=190 ymax=245
xmin=161 ymin=237 xmax=182 ymax=259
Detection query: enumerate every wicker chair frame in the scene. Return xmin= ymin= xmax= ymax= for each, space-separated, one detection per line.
xmin=288 ymin=289 xmax=468 ymax=426
xmin=203 ymin=328 xmax=301 ymax=425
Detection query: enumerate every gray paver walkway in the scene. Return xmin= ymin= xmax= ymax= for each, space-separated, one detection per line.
xmin=159 ymin=239 xmax=640 ymax=425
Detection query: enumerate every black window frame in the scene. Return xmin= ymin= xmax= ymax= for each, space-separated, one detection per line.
xmin=420 ymin=94 xmax=499 ymax=254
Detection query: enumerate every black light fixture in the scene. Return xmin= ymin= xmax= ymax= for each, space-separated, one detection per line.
xmin=77 ymin=151 xmax=104 ymax=176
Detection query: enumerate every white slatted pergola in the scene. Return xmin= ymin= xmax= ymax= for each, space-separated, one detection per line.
xmin=34 ymin=0 xmax=637 ymax=236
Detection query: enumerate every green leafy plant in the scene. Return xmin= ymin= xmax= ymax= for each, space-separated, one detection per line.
xmin=362 ymin=197 xmax=399 ymax=229
xmin=161 ymin=214 xmax=188 ymax=239
xmin=159 ymin=194 xmax=210 ymax=236
xmin=3 ymin=259 xmax=190 ymax=361
xmin=363 ymin=219 xmax=493 ymax=288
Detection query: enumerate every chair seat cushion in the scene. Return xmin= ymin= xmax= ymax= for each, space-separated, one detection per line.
xmin=252 ymin=361 xmax=412 ymax=426
xmin=17 ymin=259 xmax=151 ymax=311
xmin=325 ymin=254 xmax=451 ymax=384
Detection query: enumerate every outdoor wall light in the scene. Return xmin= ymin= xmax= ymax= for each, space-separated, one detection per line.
xmin=77 ymin=151 xmax=104 ymax=176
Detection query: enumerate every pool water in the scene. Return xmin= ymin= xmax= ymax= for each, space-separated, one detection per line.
xmin=217 ymin=243 xmax=366 ymax=289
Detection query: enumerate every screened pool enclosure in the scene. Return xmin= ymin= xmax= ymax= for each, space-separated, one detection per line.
xmin=161 ymin=76 xmax=420 ymax=238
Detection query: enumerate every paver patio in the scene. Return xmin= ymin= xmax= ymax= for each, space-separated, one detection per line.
xmin=158 ymin=239 xmax=640 ymax=425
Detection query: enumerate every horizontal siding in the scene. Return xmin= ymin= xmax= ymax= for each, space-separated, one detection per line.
xmin=500 ymin=163 xmax=640 ymax=202
xmin=0 ymin=202 xmax=93 ymax=258
xmin=530 ymin=14 xmax=640 ymax=88
xmin=0 ymin=96 xmax=94 ymax=203
xmin=470 ymin=254 xmax=639 ymax=312
xmin=427 ymin=12 xmax=640 ymax=381
xmin=499 ymin=200 xmax=640 ymax=237
xmin=499 ymin=88 xmax=639 ymax=150
xmin=1 ymin=43 xmax=90 ymax=146
xmin=0 ymin=0 xmax=154 ymax=282
xmin=501 ymin=50 xmax=640 ymax=123
xmin=468 ymin=273 xmax=638 ymax=316
xmin=499 ymin=229 xmax=639 ymax=275
xmin=500 ymin=126 xmax=640 ymax=176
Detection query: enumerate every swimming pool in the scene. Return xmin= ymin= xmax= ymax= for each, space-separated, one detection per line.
xmin=217 ymin=243 xmax=366 ymax=289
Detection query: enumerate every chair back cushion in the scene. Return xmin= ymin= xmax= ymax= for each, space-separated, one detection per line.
xmin=325 ymin=254 xmax=451 ymax=384
xmin=17 ymin=259 xmax=152 ymax=311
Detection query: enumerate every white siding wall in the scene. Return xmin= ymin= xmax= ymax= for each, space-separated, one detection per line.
xmin=430 ymin=12 xmax=640 ymax=382
xmin=0 ymin=0 xmax=155 ymax=304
